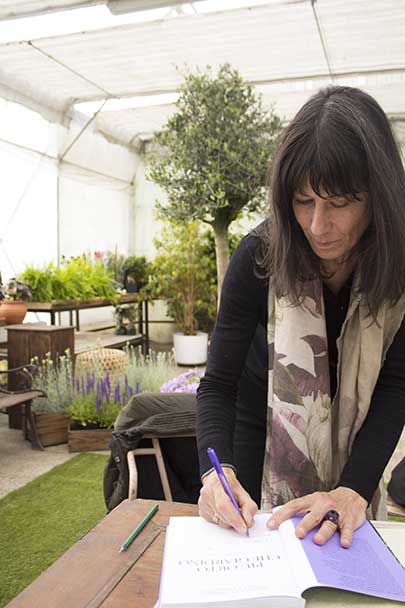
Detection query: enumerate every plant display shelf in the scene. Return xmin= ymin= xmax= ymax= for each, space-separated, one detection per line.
xmin=26 ymin=294 xmax=149 ymax=352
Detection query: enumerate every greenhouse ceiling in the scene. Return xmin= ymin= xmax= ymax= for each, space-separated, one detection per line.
xmin=0 ymin=0 xmax=404 ymax=150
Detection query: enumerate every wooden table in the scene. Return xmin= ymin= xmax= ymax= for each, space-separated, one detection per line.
xmin=6 ymin=499 xmax=405 ymax=608
xmin=74 ymin=329 xmax=144 ymax=354
xmin=26 ymin=294 xmax=149 ymax=353
xmin=27 ymin=294 xmax=148 ymax=336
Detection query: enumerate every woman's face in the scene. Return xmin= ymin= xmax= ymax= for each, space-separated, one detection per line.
xmin=292 ymin=181 xmax=369 ymax=267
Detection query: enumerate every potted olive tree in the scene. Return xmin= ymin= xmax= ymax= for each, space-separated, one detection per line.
xmin=148 ymin=63 xmax=282 ymax=297
xmin=144 ymin=221 xmax=212 ymax=365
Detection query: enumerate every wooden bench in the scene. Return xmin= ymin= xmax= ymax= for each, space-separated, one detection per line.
xmin=0 ymin=365 xmax=46 ymax=450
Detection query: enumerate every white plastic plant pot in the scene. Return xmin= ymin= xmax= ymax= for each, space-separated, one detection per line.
xmin=173 ymin=331 xmax=208 ymax=365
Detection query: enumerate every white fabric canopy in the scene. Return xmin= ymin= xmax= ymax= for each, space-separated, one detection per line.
xmin=0 ymin=0 xmax=404 ymax=148
xmin=0 ymin=1 xmax=403 ymax=331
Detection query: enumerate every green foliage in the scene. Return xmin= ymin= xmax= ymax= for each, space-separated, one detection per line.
xmin=142 ymin=221 xmax=212 ymax=335
xmin=68 ymin=373 xmax=136 ymax=429
xmin=122 ymin=256 xmax=151 ymax=285
xmin=20 ymin=256 xmax=118 ymax=302
xmin=31 ymin=350 xmax=74 ymax=413
xmin=148 ymin=63 xmax=282 ymax=286
xmin=126 ymin=347 xmax=178 ymax=393
xmin=194 ymin=228 xmax=242 ymax=333
xmin=68 ymin=395 xmax=122 ymax=429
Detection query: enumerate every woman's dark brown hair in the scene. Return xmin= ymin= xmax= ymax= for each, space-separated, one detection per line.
xmin=262 ymin=85 xmax=405 ymax=316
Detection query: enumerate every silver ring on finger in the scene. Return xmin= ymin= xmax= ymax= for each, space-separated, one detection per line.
xmin=212 ymin=512 xmax=220 ymax=525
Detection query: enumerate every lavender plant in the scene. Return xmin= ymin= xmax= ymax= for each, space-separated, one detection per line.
xmin=125 ymin=346 xmax=178 ymax=393
xmin=68 ymin=372 xmax=140 ymax=428
xmin=31 ymin=350 xmax=74 ymax=413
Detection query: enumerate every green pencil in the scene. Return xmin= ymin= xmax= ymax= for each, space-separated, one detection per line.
xmin=119 ymin=503 xmax=159 ymax=552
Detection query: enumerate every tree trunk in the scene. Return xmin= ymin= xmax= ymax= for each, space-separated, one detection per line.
xmin=213 ymin=223 xmax=230 ymax=304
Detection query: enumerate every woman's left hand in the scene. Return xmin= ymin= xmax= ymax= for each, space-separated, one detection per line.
xmin=267 ymin=486 xmax=368 ymax=548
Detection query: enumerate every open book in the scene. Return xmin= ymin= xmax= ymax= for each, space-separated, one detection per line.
xmin=158 ymin=514 xmax=405 ymax=607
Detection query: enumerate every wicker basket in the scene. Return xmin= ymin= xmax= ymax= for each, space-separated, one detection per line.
xmin=75 ymin=347 xmax=129 ymax=387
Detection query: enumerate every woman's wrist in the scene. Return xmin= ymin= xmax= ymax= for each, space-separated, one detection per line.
xmin=201 ymin=464 xmax=237 ymax=484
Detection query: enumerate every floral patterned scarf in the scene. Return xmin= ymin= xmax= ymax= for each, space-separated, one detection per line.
xmin=261 ymin=276 xmax=405 ymax=519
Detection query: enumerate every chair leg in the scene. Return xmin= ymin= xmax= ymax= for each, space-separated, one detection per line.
xmin=24 ymin=402 xmax=44 ymax=451
xmin=152 ymin=438 xmax=173 ymax=501
xmin=127 ymin=450 xmax=139 ymax=500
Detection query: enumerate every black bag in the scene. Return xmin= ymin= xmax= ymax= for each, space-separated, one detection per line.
xmin=103 ymin=430 xmax=201 ymax=511
xmin=103 ymin=392 xmax=200 ymax=511
xmin=388 ymin=457 xmax=405 ymax=507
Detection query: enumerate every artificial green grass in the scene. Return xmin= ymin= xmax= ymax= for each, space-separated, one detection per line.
xmin=0 ymin=453 xmax=108 ymax=607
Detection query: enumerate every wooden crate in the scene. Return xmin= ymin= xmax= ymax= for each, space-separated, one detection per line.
xmin=27 ymin=412 xmax=69 ymax=447
xmin=68 ymin=425 xmax=112 ymax=452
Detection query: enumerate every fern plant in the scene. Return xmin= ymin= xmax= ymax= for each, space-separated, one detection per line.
xmin=20 ymin=256 xmax=118 ymax=302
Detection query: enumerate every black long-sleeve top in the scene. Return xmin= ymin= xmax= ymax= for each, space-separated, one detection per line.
xmin=196 ymin=229 xmax=405 ymax=505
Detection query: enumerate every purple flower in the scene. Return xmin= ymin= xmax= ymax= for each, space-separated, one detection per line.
xmin=160 ymin=369 xmax=203 ymax=393
xmin=86 ymin=374 xmax=93 ymax=395
xmin=114 ymin=383 xmax=120 ymax=404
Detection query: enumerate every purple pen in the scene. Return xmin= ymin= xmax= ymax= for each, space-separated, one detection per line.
xmin=207 ymin=447 xmax=249 ymax=536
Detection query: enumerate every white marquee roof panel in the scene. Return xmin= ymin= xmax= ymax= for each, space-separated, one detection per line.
xmin=0 ymin=1 xmax=101 ymax=20
xmin=0 ymin=3 xmax=328 ymax=101
xmin=319 ymin=0 xmax=405 ymax=72
xmin=0 ymin=1 xmax=403 ymax=148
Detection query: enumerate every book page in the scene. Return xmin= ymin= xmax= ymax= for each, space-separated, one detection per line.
xmin=278 ymin=518 xmax=317 ymax=594
xmin=159 ymin=514 xmax=304 ymax=607
xmin=296 ymin=518 xmax=405 ymax=602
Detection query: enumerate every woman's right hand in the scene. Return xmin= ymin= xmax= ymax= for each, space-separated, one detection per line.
xmin=198 ymin=467 xmax=258 ymax=535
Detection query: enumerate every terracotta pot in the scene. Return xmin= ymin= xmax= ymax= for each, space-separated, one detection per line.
xmin=0 ymin=300 xmax=27 ymax=324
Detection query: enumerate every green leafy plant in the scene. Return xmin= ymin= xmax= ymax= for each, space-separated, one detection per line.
xmin=143 ymin=221 xmax=212 ymax=335
xmin=194 ymin=228 xmax=242 ymax=333
xmin=20 ymin=256 xmax=118 ymax=302
xmin=122 ymin=255 xmax=151 ymax=292
xmin=19 ymin=263 xmax=56 ymax=302
xmin=148 ymin=63 xmax=282 ymax=294
xmin=68 ymin=373 xmax=139 ymax=429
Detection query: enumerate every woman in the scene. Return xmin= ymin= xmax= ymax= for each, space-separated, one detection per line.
xmin=196 ymin=85 xmax=405 ymax=548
